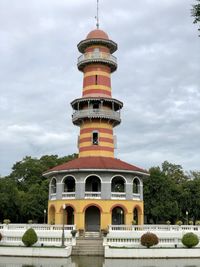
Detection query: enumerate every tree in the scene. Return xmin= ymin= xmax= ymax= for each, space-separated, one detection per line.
xmin=144 ymin=166 xmax=179 ymax=224
xmin=192 ymin=0 xmax=200 ymax=35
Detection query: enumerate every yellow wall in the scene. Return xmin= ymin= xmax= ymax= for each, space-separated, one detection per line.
xmin=48 ymin=199 xmax=144 ymax=229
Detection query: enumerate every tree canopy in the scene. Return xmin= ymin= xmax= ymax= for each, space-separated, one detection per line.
xmin=192 ymin=0 xmax=200 ymax=35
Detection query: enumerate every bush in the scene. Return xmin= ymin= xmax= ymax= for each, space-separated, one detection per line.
xmin=176 ymin=220 xmax=183 ymax=226
xmin=22 ymin=228 xmax=38 ymax=247
xmin=3 ymin=219 xmax=11 ymax=224
xmin=141 ymin=232 xmax=159 ymax=248
xmin=181 ymin=232 xmax=199 ymax=248
xmin=0 ymin=232 xmax=2 ymax=241
xmin=71 ymin=230 xmax=77 ymax=237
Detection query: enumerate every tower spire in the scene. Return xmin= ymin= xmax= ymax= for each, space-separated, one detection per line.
xmin=96 ymin=0 xmax=100 ymax=29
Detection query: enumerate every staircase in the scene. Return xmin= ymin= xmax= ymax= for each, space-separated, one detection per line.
xmin=71 ymin=232 xmax=104 ymax=256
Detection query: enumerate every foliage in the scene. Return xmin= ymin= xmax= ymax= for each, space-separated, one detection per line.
xmin=141 ymin=232 xmax=159 ymax=248
xmin=71 ymin=230 xmax=77 ymax=237
xmin=144 ymin=166 xmax=179 ymax=224
xmin=176 ymin=220 xmax=183 ymax=226
xmin=192 ymin=0 xmax=200 ymax=34
xmin=3 ymin=219 xmax=10 ymax=225
xmin=181 ymin=232 xmax=199 ymax=248
xmin=0 ymin=232 xmax=2 ymax=241
xmin=22 ymin=228 xmax=38 ymax=247
xmin=0 ymin=154 xmax=77 ymax=223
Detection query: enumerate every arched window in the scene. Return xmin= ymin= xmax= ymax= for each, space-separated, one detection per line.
xmin=111 ymin=176 xmax=125 ymax=192
xmin=85 ymin=176 xmax=101 ymax=192
xmin=63 ymin=176 xmax=75 ymax=192
xmin=133 ymin=177 xmax=140 ymax=194
xmin=50 ymin=178 xmax=57 ymax=194
xmin=112 ymin=207 xmax=124 ymax=225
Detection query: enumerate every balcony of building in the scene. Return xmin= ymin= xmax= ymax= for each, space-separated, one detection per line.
xmin=72 ymin=108 xmax=121 ymax=126
xmin=77 ymin=51 xmax=117 ymax=72
xmin=49 ymin=176 xmax=143 ymax=201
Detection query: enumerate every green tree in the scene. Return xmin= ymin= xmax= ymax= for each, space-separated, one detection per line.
xmin=144 ymin=166 xmax=179 ymax=224
xmin=0 ymin=178 xmax=21 ymax=222
xmin=192 ymin=0 xmax=200 ymax=35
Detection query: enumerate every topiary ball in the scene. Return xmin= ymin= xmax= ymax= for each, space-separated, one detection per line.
xmin=141 ymin=232 xmax=159 ymax=248
xmin=22 ymin=228 xmax=38 ymax=247
xmin=182 ymin=232 xmax=199 ymax=248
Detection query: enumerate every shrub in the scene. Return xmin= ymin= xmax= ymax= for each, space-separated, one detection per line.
xmin=166 ymin=220 xmax=171 ymax=225
xmin=71 ymin=230 xmax=77 ymax=237
xmin=195 ymin=220 xmax=200 ymax=225
xmin=141 ymin=232 xmax=159 ymax=248
xmin=140 ymin=232 xmax=159 ymax=248
xmin=3 ymin=219 xmax=11 ymax=224
xmin=181 ymin=232 xmax=199 ymax=248
xmin=22 ymin=228 xmax=38 ymax=247
xmin=176 ymin=220 xmax=183 ymax=226
xmin=0 ymin=232 xmax=2 ymax=241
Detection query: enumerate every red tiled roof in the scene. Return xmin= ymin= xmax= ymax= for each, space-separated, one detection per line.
xmin=44 ymin=157 xmax=148 ymax=175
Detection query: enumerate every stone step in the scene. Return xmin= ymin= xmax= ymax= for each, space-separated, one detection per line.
xmin=72 ymin=235 xmax=104 ymax=256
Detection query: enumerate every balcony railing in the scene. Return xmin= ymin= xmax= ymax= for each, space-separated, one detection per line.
xmin=111 ymin=192 xmax=126 ymax=199
xmin=62 ymin=192 xmax=76 ymax=199
xmin=50 ymin=193 xmax=56 ymax=200
xmin=72 ymin=109 xmax=121 ymax=124
xmin=77 ymin=51 xmax=117 ymax=70
xmin=85 ymin=192 xmax=101 ymax=199
xmin=133 ymin=193 xmax=141 ymax=200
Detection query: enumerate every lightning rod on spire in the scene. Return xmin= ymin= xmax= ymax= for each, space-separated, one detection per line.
xmin=96 ymin=0 xmax=100 ymax=29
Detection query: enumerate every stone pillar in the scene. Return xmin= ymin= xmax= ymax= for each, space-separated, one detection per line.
xmin=101 ymin=182 xmax=111 ymax=199
xmin=126 ymin=182 xmax=132 ymax=200
xmin=57 ymin=183 xmax=63 ymax=199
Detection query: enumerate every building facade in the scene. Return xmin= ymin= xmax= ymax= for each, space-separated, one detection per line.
xmin=44 ymin=28 xmax=148 ymax=232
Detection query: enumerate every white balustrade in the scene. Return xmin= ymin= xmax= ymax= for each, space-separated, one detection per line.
xmin=72 ymin=108 xmax=120 ymax=122
xmin=78 ymin=51 xmax=117 ymax=65
xmin=104 ymin=224 xmax=200 ymax=248
xmin=62 ymin=192 xmax=76 ymax=199
xmin=132 ymin=193 xmax=140 ymax=200
xmin=0 ymin=224 xmax=76 ymax=247
xmin=85 ymin=192 xmax=101 ymax=199
xmin=111 ymin=192 xmax=126 ymax=199
xmin=50 ymin=193 xmax=56 ymax=200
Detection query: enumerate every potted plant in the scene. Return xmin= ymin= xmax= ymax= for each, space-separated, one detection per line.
xmin=71 ymin=230 xmax=77 ymax=237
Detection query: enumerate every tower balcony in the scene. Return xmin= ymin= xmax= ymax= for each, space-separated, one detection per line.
xmin=77 ymin=52 xmax=117 ymax=72
xmin=72 ymin=108 xmax=121 ymax=126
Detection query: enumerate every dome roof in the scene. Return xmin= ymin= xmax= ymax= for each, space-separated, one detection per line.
xmin=86 ymin=29 xmax=109 ymax=40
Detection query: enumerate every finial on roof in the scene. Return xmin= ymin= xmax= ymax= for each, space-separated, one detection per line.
xmin=95 ymin=0 xmax=100 ymax=29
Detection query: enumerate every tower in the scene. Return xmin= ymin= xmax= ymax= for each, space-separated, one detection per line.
xmin=45 ymin=21 xmax=149 ymax=231
xmin=72 ymin=28 xmax=122 ymax=158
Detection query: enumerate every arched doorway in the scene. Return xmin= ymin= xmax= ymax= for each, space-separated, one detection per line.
xmin=49 ymin=205 xmax=56 ymax=225
xmin=66 ymin=206 xmax=74 ymax=225
xmin=133 ymin=207 xmax=138 ymax=225
xmin=112 ymin=206 xmax=124 ymax=225
xmin=85 ymin=206 xmax=100 ymax=232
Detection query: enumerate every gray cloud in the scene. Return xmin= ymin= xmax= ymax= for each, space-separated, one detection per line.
xmin=0 ymin=0 xmax=199 ymax=175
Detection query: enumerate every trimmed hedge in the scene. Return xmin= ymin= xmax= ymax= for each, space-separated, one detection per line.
xmin=22 ymin=228 xmax=38 ymax=247
xmin=141 ymin=232 xmax=159 ymax=248
xmin=181 ymin=232 xmax=199 ymax=248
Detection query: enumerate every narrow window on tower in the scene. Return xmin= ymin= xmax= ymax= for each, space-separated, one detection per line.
xmin=92 ymin=131 xmax=99 ymax=145
xmin=95 ymin=75 xmax=98 ymax=85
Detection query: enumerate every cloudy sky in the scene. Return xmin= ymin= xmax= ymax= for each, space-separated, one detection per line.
xmin=0 ymin=0 xmax=199 ymax=176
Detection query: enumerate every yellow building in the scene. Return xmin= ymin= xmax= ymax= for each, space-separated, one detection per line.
xmin=44 ymin=27 xmax=149 ymax=233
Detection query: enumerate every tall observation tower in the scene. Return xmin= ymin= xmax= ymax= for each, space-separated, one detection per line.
xmin=44 ymin=7 xmax=149 ymax=232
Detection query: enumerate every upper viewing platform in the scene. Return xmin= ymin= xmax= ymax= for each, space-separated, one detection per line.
xmin=77 ymin=51 xmax=117 ymax=72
